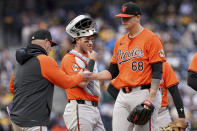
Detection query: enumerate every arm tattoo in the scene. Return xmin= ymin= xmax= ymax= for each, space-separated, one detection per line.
xmin=149 ymin=78 xmax=160 ymax=102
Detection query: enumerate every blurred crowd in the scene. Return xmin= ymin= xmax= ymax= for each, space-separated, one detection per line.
xmin=1 ymin=0 xmax=197 ymax=130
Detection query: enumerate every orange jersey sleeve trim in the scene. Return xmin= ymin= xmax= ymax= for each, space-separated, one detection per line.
xmin=166 ymin=82 xmax=179 ymax=89
xmin=188 ymin=53 xmax=197 ymax=73
xmin=9 ymin=74 xmax=14 ymax=94
xmin=37 ymin=55 xmax=83 ymax=89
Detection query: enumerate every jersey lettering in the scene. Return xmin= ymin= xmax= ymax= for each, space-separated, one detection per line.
xmin=116 ymin=46 xmax=144 ymax=65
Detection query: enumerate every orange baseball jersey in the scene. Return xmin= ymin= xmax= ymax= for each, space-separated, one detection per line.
xmin=61 ymin=52 xmax=99 ymax=102
xmin=188 ymin=53 xmax=197 ymax=73
xmin=111 ymin=28 xmax=166 ymax=89
xmin=160 ymin=62 xmax=179 ymax=107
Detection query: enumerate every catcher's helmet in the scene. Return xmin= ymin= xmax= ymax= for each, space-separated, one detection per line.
xmin=66 ymin=15 xmax=97 ymax=38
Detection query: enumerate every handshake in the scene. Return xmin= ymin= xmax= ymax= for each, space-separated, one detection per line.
xmin=79 ymin=70 xmax=95 ymax=82
xmin=79 ymin=50 xmax=98 ymax=82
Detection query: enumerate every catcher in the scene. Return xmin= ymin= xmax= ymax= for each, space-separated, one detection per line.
xmin=61 ymin=15 xmax=105 ymax=131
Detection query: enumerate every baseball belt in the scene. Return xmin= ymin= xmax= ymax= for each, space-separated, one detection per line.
xmin=122 ymin=84 xmax=151 ymax=93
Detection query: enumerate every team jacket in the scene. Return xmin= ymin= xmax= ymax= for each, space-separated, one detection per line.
xmin=61 ymin=50 xmax=99 ymax=102
xmin=160 ymin=62 xmax=179 ymax=107
xmin=9 ymin=44 xmax=82 ymax=127
xmin=111 ymin=28 xmax=166 ymax=89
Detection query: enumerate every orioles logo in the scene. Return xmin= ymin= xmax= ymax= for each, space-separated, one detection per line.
xmin=72 ymin=64 xmax=79 ymax=71
xmin=121 ymin=6 xmax=127 ymax=13
xmin=158 ymin=49 xmax=165 ymax=58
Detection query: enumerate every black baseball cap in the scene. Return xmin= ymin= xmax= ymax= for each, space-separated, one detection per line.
xmin=30 ymin=29 xmax=58 ymax=46
xmin=115 ymin=2 xmax=141 ymax=17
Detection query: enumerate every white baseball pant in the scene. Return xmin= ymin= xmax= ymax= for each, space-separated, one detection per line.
xmin=63 ymin=100 xmax=105 ymax=131
xmin=113 ymin=87 xmax=161 ymax=131
xmin=11 ymin=121 xmax=47 ymax=131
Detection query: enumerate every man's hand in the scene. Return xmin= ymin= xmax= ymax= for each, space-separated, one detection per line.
xmin=78 ymin=70 xmax=92 ymax=82
xmin=88 ymin=50 xmax=97 ymax=61
xmin=162 ymin=118 xmax=188 ymax=131
xmin=176 ymin=118 xmax=186 ymax=123
xmin=176 ymin=118 xmax=187 ymax=131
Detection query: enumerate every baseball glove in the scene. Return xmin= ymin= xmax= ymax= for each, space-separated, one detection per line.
xmin=162 ymin=121 xmax=188 ymax=131
xmin=127 ymin=100 xmax=155 ymax=125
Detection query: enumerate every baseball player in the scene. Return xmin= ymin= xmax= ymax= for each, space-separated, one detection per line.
xmin=187 ymin=53 xmax=197 ymax=91
xmin=92 ymin=2 xmax=166 ymax=131
xmin=107 ymin=62 xmax=187 ymax=131
xmin=61 ymin=15 xmax=105 ymax=131
xmin=157 ymin=62 xmax=186 ymax=130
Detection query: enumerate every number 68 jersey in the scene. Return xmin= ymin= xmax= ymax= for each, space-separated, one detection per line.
xmin=111 ymin=28 xmax=166 ymax=89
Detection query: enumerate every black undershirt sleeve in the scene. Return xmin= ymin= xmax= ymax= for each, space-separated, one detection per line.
xmin=187 ymin=71 xmax=197 ymax=91
xmin=107 ymin=83 xmax=120 ymax=100
xmin=168 ymin=84 xmax=185 ymax=118
xmin=87 ymin=59 xmax=95 ymax=72
xmin=151 ymin=62 xmax=163 ymax=79
xmin=106 ymin=63 xmax=119 ymax=79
